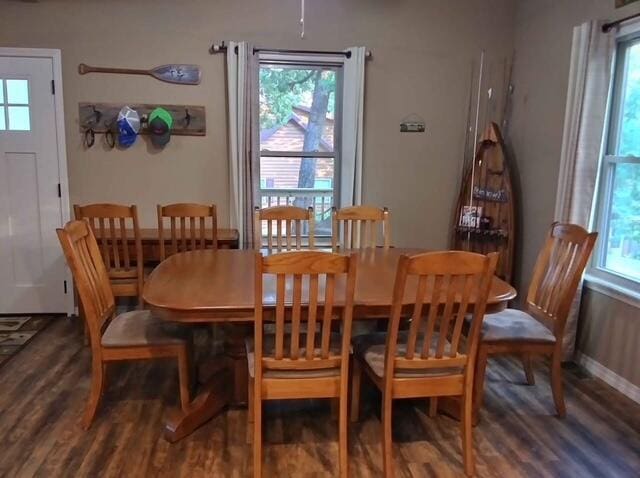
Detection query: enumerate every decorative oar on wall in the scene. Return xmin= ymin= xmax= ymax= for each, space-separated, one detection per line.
xmin=78 ymin=63 xmax=201 ymax=85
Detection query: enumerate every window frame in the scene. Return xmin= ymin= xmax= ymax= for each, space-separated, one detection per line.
xmin=589 ymin=28 xmax=640 ymax=301
xmin=256 ymin=53 xmax=344 ymax=239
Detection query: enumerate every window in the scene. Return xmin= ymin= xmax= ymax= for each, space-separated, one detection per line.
xmin=592 ymin=34 xmax=640 ymax=291
xmin=0 ymin=79 xmax=31 ymax=131
xmin=258 ymin=57 xmax=342 ymax=238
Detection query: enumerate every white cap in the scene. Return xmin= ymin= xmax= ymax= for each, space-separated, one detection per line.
xmin=117 ymin=106 xmax=140 ymax=133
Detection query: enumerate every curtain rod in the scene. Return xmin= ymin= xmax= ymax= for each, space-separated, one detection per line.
xmin=209 ymin=42 xmax=372 ymax=59
xmin=603 ymin=11 xmax=640 ymax=32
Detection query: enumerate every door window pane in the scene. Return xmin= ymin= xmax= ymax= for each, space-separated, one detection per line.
xmin=8 ymin=106 xmax=31 ymax=131
xmin=603 ymin=162 xmax=640 ymax=281
xmin=0 ymin=107 xmax=5 ymax=130
xmin=0 ymin=80 xmax=4 ymax=103
xmin=260 ymin=65 xmax=336 ymax=153
xmin=6 ymin=79 xmax=29 ymax=105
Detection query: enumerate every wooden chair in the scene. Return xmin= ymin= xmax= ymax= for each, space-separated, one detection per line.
xmin=56 ymin=220 xmax=192 ymax=429
xmin=350 ymin=251 xmax=498 ymax=477
xmin=73 ymin=204 xmax=144 ymax=305
xmin=473 ymin=223 xmax=597 ymax=419
xmin=248 ymin=250 xmax=357 ymax=477
xmin=157 ymin=203 xmax=218 ymax=260
xmin=332 ymin=205 xmax=391 ymax=251
xmin=253 ymin=205 xmax=315 ymax=252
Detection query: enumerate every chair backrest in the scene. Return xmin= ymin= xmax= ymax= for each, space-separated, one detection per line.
xmin=332 ymin=205 xmax=390 ymax=251
xmin=254 ymin=251 xmax=357 ymax=377
xmin=384 ymin=251 xmax=498 ymax=382
xmin=157 ymin=203 xmax=218 ymax=260
xmin=73 ymin=203 xmax=143 ymax=279
xmin=254 ymin=206 xmax=315 ymax=252
xmin=57 ymin=220 xmax=115 ymax=347
xmin=526 ymin=222 xmax=597 ymax=334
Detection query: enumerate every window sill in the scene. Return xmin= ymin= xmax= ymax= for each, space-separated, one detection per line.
xmin=583 ymin=273 xmax=640 ymax=309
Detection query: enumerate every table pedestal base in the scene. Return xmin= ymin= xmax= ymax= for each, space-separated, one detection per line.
xmin=164 ymin=367 xmax=231 ymax=442
xmin=436 ymin=396 xmax=480 ymax=426
xmin=163 ymin=323 xmax=251 ymax=442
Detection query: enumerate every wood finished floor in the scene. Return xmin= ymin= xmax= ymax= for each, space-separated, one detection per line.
xmin=1 ymin=318 xmax=639 ymax=478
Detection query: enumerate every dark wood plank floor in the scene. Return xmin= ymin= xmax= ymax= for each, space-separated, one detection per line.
xmin=1 ymin=318 xmax=639 ymax=477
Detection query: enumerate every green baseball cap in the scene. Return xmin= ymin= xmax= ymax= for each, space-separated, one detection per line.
xmin=149 ymin=107 xmax=173 ymax=147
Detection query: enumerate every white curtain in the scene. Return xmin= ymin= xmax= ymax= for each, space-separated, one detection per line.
xmin=555 ymin=21 xmax=614 ymax=358
xmin=340 ymin=47 xmax=366 ymax=207
xmin=226 ymin=41 xmax=258 ymax=248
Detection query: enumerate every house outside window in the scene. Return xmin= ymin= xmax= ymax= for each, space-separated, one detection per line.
xmin=257 ymin=56 xmax=342 ymax=238
xmin=591 ymin=29 xmax=640 ymax=295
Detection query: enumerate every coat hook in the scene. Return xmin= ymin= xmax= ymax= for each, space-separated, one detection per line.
xmin=90 ymin=105 xmax=102 ymax=125
xmin=84 ymin=127 xmax=95 ymax=148
xmin=104 ymin=118 xmax=116 ymax=149
xmin=184 ymin=108 xmax=192 ymax=127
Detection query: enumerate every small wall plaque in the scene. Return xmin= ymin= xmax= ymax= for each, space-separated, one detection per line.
xmin=400 ymin=113 xmax=426 ymax=133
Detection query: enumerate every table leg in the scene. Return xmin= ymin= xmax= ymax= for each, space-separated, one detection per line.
xmin=163 ymin=323 xmax=252 ymax=442
xmin=164 ymin=366 xmax=231 ymax=442
xmin=437 ymin=395 xmax=480 ymax=426
xmin=224 ymin=323 xmax=252 ymax=406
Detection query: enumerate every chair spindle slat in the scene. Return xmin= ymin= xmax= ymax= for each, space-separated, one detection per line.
xmin=276 ymin=221 xmax=283 ymax=251
xmin=306 ymin=274 xmax=319 ymax=360
xmin=405 ymin=274 xmax=428 ymax=359
xmin=286 ymin=221 xmax=292 ymax=251
xmin=422 ymin=274 xmax=443 ymax=359
xmin=290 ymin=274 xmax=303 ymax=359
xmin=170 ymin=217 xmax=177 ymax=256
xmin=275 ymin=274 xmax=286 ymax=359
xmin=320 ymin=274 xmax=335 ymax=359
xmin=435 ymin=274 xmax=457 ymax=358
xmin=108 ymin=218 xmax=120 ymax=269
xmin=119 ymin=217 xmax=130 ymax=268
xmin=98 ymin=218 xmax=109 ymax=269
xmin=200 ymin=216 xmax=206 ymax=249
xmin=449 ymin=274 xmax=475 ymax=356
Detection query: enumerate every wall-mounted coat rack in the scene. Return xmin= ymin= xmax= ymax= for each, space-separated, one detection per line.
xmin=78 ymin=103 xmax=206 ymax=136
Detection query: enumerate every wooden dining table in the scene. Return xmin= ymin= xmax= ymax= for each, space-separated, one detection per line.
xmin=143 ymin=247 xmax=517 ymax=442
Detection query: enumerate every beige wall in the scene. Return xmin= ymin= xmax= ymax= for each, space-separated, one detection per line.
xmin=1 ymin=0 xmax=515 ymax=250
xmin=510 ymin=0 xmax=640 ymax=387
xmin=578 ymin=289 xmax=640 ymax=386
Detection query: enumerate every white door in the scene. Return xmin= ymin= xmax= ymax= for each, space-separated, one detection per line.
xmin=0 ymin=55 xmax=67 ymax=313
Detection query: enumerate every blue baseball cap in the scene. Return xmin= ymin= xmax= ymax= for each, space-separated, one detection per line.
xmin=117 ymin=106 xmax=140 ymax=148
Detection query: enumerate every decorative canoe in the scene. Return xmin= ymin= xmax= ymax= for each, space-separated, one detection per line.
xmin=451 ymin=122 xmax=516 ymax=283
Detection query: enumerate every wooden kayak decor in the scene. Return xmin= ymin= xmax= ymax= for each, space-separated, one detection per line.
xmin=78 ymin=63 xmax=201 ymax=85
xmin=452 ymin=122 xmax=516 ymax=283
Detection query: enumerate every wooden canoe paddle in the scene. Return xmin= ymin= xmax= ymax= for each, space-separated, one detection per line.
xmin=78 ymin=63 xmax=201 ymax=85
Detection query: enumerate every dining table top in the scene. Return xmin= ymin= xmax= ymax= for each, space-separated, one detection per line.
xmin=143 ymin=248 xmax=517 ymax=322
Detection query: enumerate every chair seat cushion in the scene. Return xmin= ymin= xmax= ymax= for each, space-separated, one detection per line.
xmin=478 ymin=308 xmax=556 ymax=343
xmin=101 ymin=310 xmax=190 ymax=348
xmin=351 ymin=331 xmax=464 ymax=379
xmin=246 ymin=333 xmax=343 ymax=379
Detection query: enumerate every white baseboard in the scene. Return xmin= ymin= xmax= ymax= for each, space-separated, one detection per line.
xmin=576 ymin=352 xmax=640 ymax=404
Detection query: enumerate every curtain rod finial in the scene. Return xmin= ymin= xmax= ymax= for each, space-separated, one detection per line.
xmin=210 ymin=41 xmax=228 ymax=54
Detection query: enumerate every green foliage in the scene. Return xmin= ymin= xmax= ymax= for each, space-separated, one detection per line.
xmin=611 ymin=43 xmax=640 ymax=258
xmin=610 ymin=164 xmax=640 ymax=257
xmin=619 ymin=44 xmax=640 ymax=157
xmin=259 ymin=67 xmax=335 ymax=130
